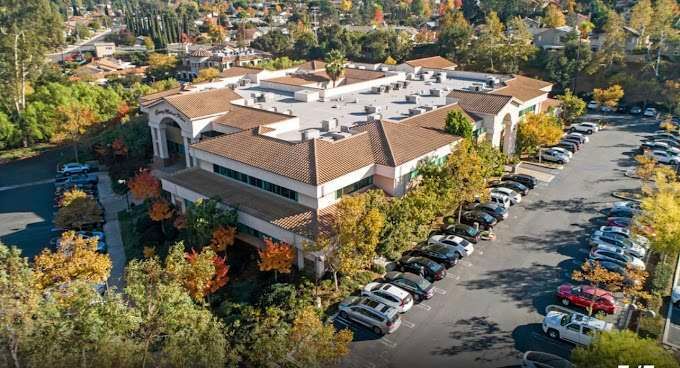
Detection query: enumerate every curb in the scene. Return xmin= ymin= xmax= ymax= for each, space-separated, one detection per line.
xmin=611 ymin=192 xmax=643 ymax=203
xmin=520 ymin=160 xmax=564 ymax=170
xmin=662 ymin=253 xmax=680 ymax=350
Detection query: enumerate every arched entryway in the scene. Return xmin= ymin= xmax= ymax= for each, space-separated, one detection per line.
xmin=499 ymin=113 xmax=513 ymax=154
xmin=160 ymin=118 xmax=185 ymax=164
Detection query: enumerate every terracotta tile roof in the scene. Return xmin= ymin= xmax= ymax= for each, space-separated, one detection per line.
xmin=406 ymin=56 xmax=457 ymax=69
xmin=163 ymin=168 xmax=335 ymax=239
xmin=539 ymin=98 xmax=561 ymax=113
xmin=140 ymin=88 xmax=182 ymax=107
xmin=163 ymin=88 xmax=243 ymax=118
xmin=212 ymin=105 xmax=292 ymax=130
xmin=297 ymin=60 xmax=326 ymax=71
xmin=268 ymin=68 xmax=384 ymax=87
xmin=397 ymin=103 xmax=480 ymax=132
xmin=268 ymin=74 xmax=327 ymax=87
xmin=493 ymin=75 xmax=552 ymax=102
xmin=447 ymin=90 xmax=514 ymax=115
xmin=218 ymin=66 xmax=261 ymax=78
xmin=191 ymin=119 xmax=456 ymax=185
xmin=344 ymin=68 xmax=385 ymax=81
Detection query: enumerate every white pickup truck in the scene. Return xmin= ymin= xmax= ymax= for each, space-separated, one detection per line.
xmin=542 ymin=310 xmax=612 ymax=345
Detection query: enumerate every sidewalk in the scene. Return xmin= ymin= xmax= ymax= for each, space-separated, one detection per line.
xmin=663 ymin=254 xmax=680 ymax=349
xmin=97 ymin=173 xmax=127 ymax=289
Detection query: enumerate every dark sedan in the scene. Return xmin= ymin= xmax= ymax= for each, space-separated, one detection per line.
xmin=383 ymin=271 xmax=434 ymax=302
xmin=406 ymin=243 xmax=460 ymax=268
xmin=465 ymin=202 xmax=508 ymax=221
xmin=397 ymin=256 xmax=446 ymax=281
xmin=501 ymin=174 xmax=537 ymax=189
xmin=488 ymin=180 xmax=529 ymax=196
xmin=561 ymin=138 xmax=582 ymax=149
xmin=557 ymin=141 xmax=579 ymax=152
xmin=460 ymin=210 xmax=497 ymax=230
xmin=608 ymin=207 xmax=636 ymax=218
xmin=439 ymin=223 xmax=481 ymax=243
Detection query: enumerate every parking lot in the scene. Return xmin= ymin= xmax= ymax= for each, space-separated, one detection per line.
xmin=338 ymin=116 xmax=655 ymax=368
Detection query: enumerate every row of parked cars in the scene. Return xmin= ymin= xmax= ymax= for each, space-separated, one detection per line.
xmin=586 ymin=100 xmax=659 ymax=118
xmin=639 ymin=129 xmax=680 ymax=166
xmin=51 ymin=162 xmax=107 ymax=253
xmin=538 ymin=122 xmax=599 ymax=165
xmin=336 ymin=173 xmax=540 ymax=335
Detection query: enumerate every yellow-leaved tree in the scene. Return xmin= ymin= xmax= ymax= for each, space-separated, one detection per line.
xmin=209 ymin=226 xmax=236 ymax=253
xmin=59 ymin=188 xmax=89 ymax=207
xmin=54 ymin=196 xmax=103 ymax=230
xmin=334 ymin=193 xmax=385 ymax=276
xmin=593 ymin=84 xmax=624 ymax=112
xmin=516 ymin=112 xmax=564 ymax=155
xmin=288 ymin=306 xmax=353 ymax=365
xmin=636 ymin=168 xmax=680 ymax=255
xmin=33 ymin=231 xmax=111 ymax=289
xmin=194 ymin=67 xmax=220 ymax=83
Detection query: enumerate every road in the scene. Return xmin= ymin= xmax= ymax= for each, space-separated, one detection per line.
xmin=0 ymin=148 xmax=71 ymax=257
xmin=47 ymin=27 xmax=116 ymax=63
xmin=339 ymin=116 xmax=654 ymax=368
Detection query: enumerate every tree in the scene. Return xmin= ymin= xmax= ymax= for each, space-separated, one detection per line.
xmin=543 ymin=4 xmax=565 ymax=28
xmin=54 ymin=196 xmax=103 ymax=230
xmin=571 ymin=330 xmax=679 ymax=368
xmin=167 ymin=246 xmax=228 ymax=301
xmin=471 ymin=13 xmax=535 ymax=73
xmin=636 ymin=169 xmax=680 ymax=254
xmin=193 ymin=67 xmax=220 ymax=82
xmin=629 ymin=0 xmax=653 ymax=46
xmin=572 ymin=260 xmax=649 ymax=314
xmin=288 ymin=306 xmax=353 ymax=366
xmin=324 ymin=49 xmax=346 ymax=88
xmin=206 ymin=24 xmax=226 ymax=43
xmin=635 ymin=154 xmax=657 ymax=181
xmin=209 ymin=226 xmax=236 ymax=253
xmin=557 ymin=89 xmax=586 ymax=123
xmin=148 ymin=199 xmax=173 ymax=222
xmin=593 ymin=84 xmax=624 ymax=112
xmin=596 ymin=10 xmax=625 ymax=66
xmin=340 ymin=0 xmax=352 ymax=12
xmin=372 ymin=4 xmax=384 ymax=25
xmin=516 ymin=113 xmax=564 ymax=155
xmin=146 ymin=53 xmax=178 ymax=81
xmin=251 ymin=29 xmax=291 ymax=57
xmin=55 ymin=101 xmax=97 ymax=162
xmin=334 ymin=193 xmax=385 ymax=275
xmin=33 ymin=231 xmax=112 ymax=289
xmin=142 ymin=36 xmax=154 ymax=50
xmin=58 ymin=187 xmax=88 ymax=207
xmin=437 ymin=10 xmax=473 ymax=63
xmin=471 ymin=11 xmax=505 ymax=72
xmin=0 ymin=0 xmax=63 ymax=147
xmin=291 ymin=31 xmax=318 ymax=60
xmin=127 ymin=169 xmax=161 ymax=201
xmin=258 ymin=238 xmax=295 ymax=280
xmin=384 ymin=56 xmax=397 ymax=65
xmin=444 ymin=109 xmax=474 ymax=139
xmin=184 ymin=197 xmax=238 ymax=248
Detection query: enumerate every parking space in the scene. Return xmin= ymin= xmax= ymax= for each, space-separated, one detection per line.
xmin=338 ymin=116 xmax=656 ymax=368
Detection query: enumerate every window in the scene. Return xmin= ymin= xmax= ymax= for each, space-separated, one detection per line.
xmin=335 ymin=176 xmax=374 ymax=199
xmin=213 ymin=164 xmax=298 ymax=201
xmin=519 ymin=106 xmax=535 ymax=117
xmin=236 ymin=223 xmax=281 ymax=244
xmin=566 ymin=324 xmax=580 ymax=332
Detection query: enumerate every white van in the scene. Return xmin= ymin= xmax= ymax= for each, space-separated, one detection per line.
xmin=490 ymin=192 xmax=511 ymax=209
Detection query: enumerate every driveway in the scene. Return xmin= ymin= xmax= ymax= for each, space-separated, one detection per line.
xmin=339 ymin=116 xmax=654 ymax=368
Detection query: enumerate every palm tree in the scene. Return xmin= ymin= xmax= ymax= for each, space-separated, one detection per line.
xmin=325 ymin=49 xmax=346 ymax=88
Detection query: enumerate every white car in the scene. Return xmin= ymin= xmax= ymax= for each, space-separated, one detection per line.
xmin=522 ymin=351 xmax=575 ymax=368
xmin=643 ymin=107 xmax=658 ymax=117
xmin=361 ymin=282 xmax=414 ymax=313
xmin=569 ymin=122 xmax=599 ymax=134
xmin=649 ymin=150 xmax=680 ymax=165
xmin=490 ymin=187 xmax=522 ymax=204
xmin=590 ymin=245 xmax=646 ymax=270
xmin=489 ymin=192 xmax=511 ymax=209
xmin=543 ymin=310 xmax=612 ymax=345
xmin=652 ymin=132 xmax=680 ymax=142
xmin=338 ymin=296 xmax=401 ymax=335
xmin=565 ymin=132 xmax=589 ymax=143
xmin=427 ymin=234 xmax=475 ymax=257
xmin=549 ymin=146 xmax=573 ymax=158
xmin=598 ymin=226 xmax=650 ymax=248
xmin=590 ymin=231 xmax=647 ymax=259
xmin=58 ymin=162 xmax=91 ymax=175
xmin=587 ymin=101 xmax=598 ymax=110
xmin=540 ymin=149 xmax=570 ymax=164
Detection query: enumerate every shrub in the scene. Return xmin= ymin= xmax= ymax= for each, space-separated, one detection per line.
xmin=638 ymin=315 xmax=664 ymax=340
xmin=651 ymin=260 xmax=674 ymax=294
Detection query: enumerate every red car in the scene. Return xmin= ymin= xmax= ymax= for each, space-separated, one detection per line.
xmin=556 ymin=284 xmax=616 ymax=314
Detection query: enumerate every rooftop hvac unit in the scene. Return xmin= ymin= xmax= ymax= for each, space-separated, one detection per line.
xmin=422 ymin=104 xmax=435 ymax=111
xmin=406 ymin=73 xmax=416 ymax=80
xmin=228 ymin=83 xmax=237 ymax=90
xmin=430 ymin=89 xmax=444 ymax=97
xmin=302 ymin=129 xmax=321 ymax=141
xmin=284 ymin=109 xmax=293 ymax=115
xmin=340 ymin=125 xmax=352 ymax=133
xmin=406 ymin=95 xmax=420 ymax=104
xmin=262 ymin=92 xmax=275 ymax=102
xmin=409 ymin=108 xmax=425 ymax=116
xmin=239 ymin=78 xmax=249 ymax=86
xmin=268 ymin=106 xmax=278 ymax=112
xmin=487 ymin=77 xmax=500 ymax=88
xmin=380 ymin=66 xmax=389 ymax=72
xmin=330 ymin=132 xmax=353 ymax=140
xmin=244 ymin=98 xmax=255 ymax=106
xmin=367 ymin=113 xmax=382 ymax=122
xmin=371 ymin=86 xmax=382 ymax=94
xmin=365 ymin=105 xmax=382 ymax=114
xmin=321 ymin=118 xmax=338 ymax=132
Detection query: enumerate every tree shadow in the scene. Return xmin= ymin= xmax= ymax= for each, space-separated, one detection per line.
xmin=512 ymin=323 xmax=573 ymax=360
xmin=522 ymin=197 xmax=603 ymax=214
xmin=430 ymin=316 xmax=519 ymax=363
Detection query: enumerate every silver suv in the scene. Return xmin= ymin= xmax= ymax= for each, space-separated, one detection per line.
xmin=338 ymin=296 xmax=401 ymax=335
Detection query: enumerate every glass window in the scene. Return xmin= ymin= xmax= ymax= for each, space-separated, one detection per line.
xmin=335 ymin=176 xmax=374 ymax=199
xmin=213 ymin=164 xmax=298 ymax=201
xmin=567 ymin=324 xmax=580 ymax=331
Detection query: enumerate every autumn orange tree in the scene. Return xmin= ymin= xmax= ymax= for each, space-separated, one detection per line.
xmin=572 ymin=261 xmax=649 ymax=316
xmin=149 ymin=199 xmax=173 ymax=222
xmin=111 ymin=137 xmax=128 ymax=156
xmin=33 ymin=231 xmax=112 ymax=289
xmin=209 ymin=226 xmax=236 ymax=253
xmin=128 ymin=169 xmax=161 ymax=201
xmin=166 ymin=244 xmax=229 ymax=300
xmin=59 ymin=188 xmax=89 ymax=207
xmin=258 ymin=238 xmax=295 ymax=281
xmin=635 ymin=154 xmax=657 ymax=181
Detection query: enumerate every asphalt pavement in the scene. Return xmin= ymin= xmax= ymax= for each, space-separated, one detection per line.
xmin=339 ymin=116 xmax=656 ymax=368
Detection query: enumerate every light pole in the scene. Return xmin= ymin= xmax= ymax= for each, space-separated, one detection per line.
xmin=118 ymin=179 xmax=130 ymax=211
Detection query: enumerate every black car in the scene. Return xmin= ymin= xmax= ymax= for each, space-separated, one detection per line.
xmin=561 ymin=138 xmax=582 ymax=149
xmin=460 ymin=210 xmax=497 ymax=230
xmin=488 ymin=180 xmax=529 ymax=196
xmin=470 ymin=202 xmax=508 ymax=221
xmin=383 ymin=271 xmax=434 ymax=302
xmin=608 ymin=207 xmax=636 ymax=218
xmin=558 ymin=140 xmax=579 ymax=152
xmin=407 ymin=243 xmax=460 ymax=268
xmin=55 ymin=173 xmax=99 ymax=187
xmin=440 ymin=223 xmax=481 ymax=243
xmin=397 ymin=256 xmax=446 ymax=281
xmin=501 ymin=174 xmax=537 ymax=189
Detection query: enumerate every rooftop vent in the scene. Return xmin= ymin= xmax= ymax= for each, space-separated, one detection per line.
xmin=329 ymin=132 xmax=353 ymax=140
xmin=406 ymin=95 xmax=420 ymax=104
xmin=365 ymin=105 xmax=382 ymax=114
xmin=302 ymin=129 xmax=321 ymax=141
xmin=341 ymin=125 xmax=352 ymax=133
xmin=430 ymin=89 xmax=444 ymax=97
xmin=321 ymin=118 xmax=338 ymax=132
xmin=422 ymin=104 xmax=435 ymax=111
xmin=367 ymin=113 xmax=382 ymax=122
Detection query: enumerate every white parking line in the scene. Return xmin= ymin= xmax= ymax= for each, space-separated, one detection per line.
xmin=380 ymin=336 xmax=397 ymax=348
xmin=401 ymin=319 xmax=416 ymax=328
xmin=478 ymin=250 xmax=484 ymax=255
xmin=445 ymin=273 xmax=457 ymax=279
xmin=433 ymin=287 xmax=447 ymax=295
xmin=415 ymin=303 xmax=432 ymax=311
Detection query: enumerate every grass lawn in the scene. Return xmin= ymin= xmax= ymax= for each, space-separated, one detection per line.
xmin=0 ymin=143 xmax=57 ymax=164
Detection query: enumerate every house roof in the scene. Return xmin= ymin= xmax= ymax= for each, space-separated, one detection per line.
xmin=447 ymin=90 xmax=514 ymax=115
xmin=140 ymin=88 xmax=182 ymax=107
xmin=212 ymin=105 xmax=292 ymax=130
xmin=493 ymin=75 xmax=552 ymax=102
xmin=162 ymin=88 xmax=243 ymax=118
xmin=539 ymin=98 xmax=561 ymax=113
xmin=218 ymin=66 xmax=260 ymax=78
xmin=406 ymin=56 xmax=457 ymax=69
xmin=396 ymin=103 xmax=481 ymax=132
xmin=191 ymin=119 xmax=457 ymax=185
xmin=297 ymin=60 xmax=326 ymax=71
xmin=190 ymin=48 xmax=212 ymax=57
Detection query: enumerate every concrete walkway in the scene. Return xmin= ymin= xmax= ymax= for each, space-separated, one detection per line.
xmin=663 ymin=254 xmax=680 ymax=349
xmin=97 ymin=173 xmax=127 ymax=289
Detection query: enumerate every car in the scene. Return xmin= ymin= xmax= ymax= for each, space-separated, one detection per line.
xmin=639 ymin=141 xmax=680 ymax=155
xmin=588 ymin=260 xmax=641 ymax=287
xmin=600 ymin=105 xmax=615 ymax=113
xmin=589 ymin=246 xmax=645 ymax=270
xmin=548 ymin=146 xmax=573 ymax=159
xmin=565 ymin=132 xmax=588 ymax=143
xmin=502 ymin=174 xmax=537 ymax=189
xmin=465 ymin=202 xmax=508 ymax=221
xmin=630 ymin=106 xmax=642 ymax=114
xmin=651 ymin=132 xmax=680 ymax=142
xmin=542 ymin=310 xmax=612 ymax=345
xmin=556 ymin=284 xmax=616 ymax=314
xmin=460 ymin=210 xmax=498 ymax=230
xmin=383 ymin=271 xmax=434 ymax=302
xmin=489 ymin=191 xmax=511 ymax=208
xmin=540 ymin=149 xmax=569 ymax=164
xmin=338 ymin=296 xmax=401 ymax=335
xmin=361 ymin=282 xmax=414 ymax=313
xmin=427 ymin=234 xmax=474 ymax=258
xmin=607 ymin=206 xmax=638 ymax=218
xmin=58 ymin=162 xmax=91 ymax=175
xmin=521 ymin=351 xmax=575 ymax=368
xmin=590 ymin=231 xmax=646 ymax=259
xmin=653 ymin=138 xmax=680 ymax=148
xmin=560 ymin=138 xmax=582 ymax=150
xmin=672 ymin=286 xmax=680 ymax=308
xmin=569 ymin=122 xmax=599 ymax=134
xmin=556 ymin=141 xmax=578 ymax=153
xmin=649 ymin=150 xmax=680 ymax=165
xmin=488 ymin=180 xmax=529 ymax=196
xmin=439 ymin=223 xmax=481 ymax=243
xmin=653 ymin=130 xmax=680 ymax=137
xmin=643 ymin=107 xmax=658 ymax=118
xmin=397 ymin=256 xmax=446 ymax=281
xmin=587 ymin=100 xmax=598 ymax=110
xmin=408 ymin=242 xmax=461 ymax=268
xmin=598 ymin=226 xmax=649 ymax=247
xmin=490 ymin=187 xmax=522 ymax=204
xmin=55 ymin=173 xmax=99 ymax=187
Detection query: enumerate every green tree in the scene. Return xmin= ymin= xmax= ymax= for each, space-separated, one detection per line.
xmin=146 ymin=53 xmax=178 ymax=81
xmin=543 ymin=4 xmax=565 ymax=28
xmin=251 ymin=29 xmax=291 ymax=57
xmin=184 ymin=197 xmax=238 ymax=248
xmin=516 ymin=112 xmax=564 ymax=155
xmin=444 ymin=109 xmax=474 ymax=139
xmin=471 ymin=11 xmax=505 ymax=72
xmin=596 ymin=10 xmax=625 ymax=66
xmin=292 ymin=31 xmax=318 ymax=61
xmin=437 ymin=10 xmax=473 ymax=63
xmin=324 ymin=49 xmax=346 ymax=88
xmin=571 ymin=330 xmax=678 ymax=368
xmin=557 ymin=89 xmax=586 ymax=123
xmin=628 ymin=0 xmax=653 ymax=46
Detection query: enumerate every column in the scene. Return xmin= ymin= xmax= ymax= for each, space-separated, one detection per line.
xmin=150 ymin=126 xmax=159 ymax=157
xmin=157 ymin=127 xmax=169 ymax=159
xmin=183 ymin=136 xmax=192 ymax=168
